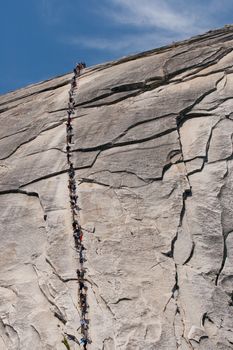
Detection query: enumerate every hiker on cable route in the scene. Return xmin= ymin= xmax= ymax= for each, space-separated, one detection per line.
xmin=66 ymin=61 xmax=91 ymax=347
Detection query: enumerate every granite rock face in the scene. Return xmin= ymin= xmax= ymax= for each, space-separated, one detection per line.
xmin=1 ymin=26 xmax=233 ymax=349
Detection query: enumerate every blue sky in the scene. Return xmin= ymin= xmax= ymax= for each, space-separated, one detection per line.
xmin=1 ymin=0 xmax=233 ymax=94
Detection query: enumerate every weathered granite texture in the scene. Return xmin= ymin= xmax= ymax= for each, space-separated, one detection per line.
xmin=1 ymin=26 xmax=233 ymax=349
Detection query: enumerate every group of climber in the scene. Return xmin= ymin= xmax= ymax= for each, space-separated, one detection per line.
xmin=66 ymin=62 xmax=91 ymax=348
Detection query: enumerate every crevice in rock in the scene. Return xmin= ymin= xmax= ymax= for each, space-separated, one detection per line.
xmin=0 ymin=187 xmax=48 ymax=227
xmin=19 ymin=169 xmax=68 ymax=188
xmin=76 ymin=91 xmax=115 ymax=107
xmin=202 ymin=312 xmax=214 ymax=326
xmin=182 ymin=117 xmax=224 ymax=178
xmin=162 ymin=190 xmax=191 ymax=258
xmin=65 ymin=333 xmax=80 ymax=345
xmin=62 ymin=336 xmax=71 ymax=350
xmin=102 ymin=337 xmax=114 ymax=350
xmin=84 ymin=169 xmax=148 ymax=185
xmin=111 ymin=82 xmax=145 ymax=92
xmin=0 ymin=188 xmax=39 ymax=197
xmin=45 ymin=258 xmax=78 ymax=283
xmin=75 ymin=77 xmax=177 ymax=109
xmin=177 ymin=88 xmax=217 ymax=127
xmin=0 ymin=78 xmax=70 ymax=110
xmin=111 ymin=298 xmax=132 ymax=305
xmin=54 ymin=312 xmax=67 ymax=325
xmin=173 ymin=64 xmax=233 ymax=85
xmin=25 ymin=147 xmax=65 ymax=158
xmin=163 ymin=269 xmax=179 ymax=313
xmin=73 ymin=126 xmax=177 ymax=155
xmin=162 ymin=109 xmax=192 ymax=258
xmin=81 ymin=90 xmax=142 ymax=108
xmin=0 ymin=119 xmax=67 ymax=161
xmin=215 ymin=231 xmax=228 ymax=285
xmin=78 ymin=178 xmax=111 ymax=188
xmin=164 ymin=47 xmax=233 ymax=83
xmin=32 ymin=265 xmax=67 ymax=325
xmin=0 ymin=135 xmax=42 ymax=161
xmin=18 ymin=156 xmax=101 ymax=189
xmin=0 ymin=127 xmax=29 ymax=141
xmin=99 ymin=296 xmax=115 ymax=317
xmin=30 ymin=325 xmax=42 ymax=343
xmin=112 ymin=114 xmax=176 ymax=144
xmin=183 ymin=242 xmax=195 ymax=265
xmin=72 ymin=150 xmax=101 ymax=170
xmin=48 ymin=108 xmax=67 ymax=113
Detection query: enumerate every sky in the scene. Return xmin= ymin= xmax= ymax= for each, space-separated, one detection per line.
xmin=1 ymin=0 xmax=233 ymax=95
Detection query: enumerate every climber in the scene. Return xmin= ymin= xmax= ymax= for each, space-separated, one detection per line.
xmin=77 ymin=269 xmax=85 ymax=279
xmin=68 ymin=100 xmax=75 ymax=109
xmin=74 ymin=235 xmax=81 ymax=243
xmin=81 ymin=321 xmax=88 ymax=332
xmin=80 ymin=291 xmax=86 ymax=301
xmin=67 ymin=133 xmax=73 ymax=144
xmin=71 ymin=202 xmax=80 ymax=212
xmin=70 ymin=198 xmax=76 ymax=206
xmin=73 ymin=205 xmax=81 ymax=217
xmin=81 ymin=303 xmax=88 ymax=316
xmin=73 ymin=235 xmax=80 ymax=245
xmin=67 ymin=114 xmax=72 ymax=124
xmin=71 ymin=81 xmax=76 ymax=88
xmin=80 ymin=318 xmax=88 ymax=326
xmin=70 ymin=200 xmax=77 ymax=209
xmin=66 ymin=146 xmax=72 ymax=162
xmin=69 ymin=163 xmax=75 ymax=177
xmin=72 ymin=220 xmax=79 ymax=230
xmin=68 ymin=180 xmax=76 ymax=191
xmin=80 ymin=338 xmax=88 ymax=346
xmin=81 ymin=300 xmax=88 ymax=313
xmin=71 ymin=77 xmax=77 ymax=88
xmin=68 ymin=171 xmax=74 ymax=179
xmin=74 ymin=67 xmax=79 ymax=76
xmin=72 ymin=204 xmax=81 ymax=215
xmin=81 ymin=309 xmax=86 ymax=318
xmin=67 ymin=107 xmax=75 ymax=115
xmin=70 ymin=197 xmax=78 ymax=205
xmin=67 ymin=123 xmax=73 ymax=131
xmin=69 ymin=90 xmax=73 ymax=98
xmin=66 ymin=117 xmax=71 ymax=126
xmin=80 ymin=255 xmax=84 ymax=264
xmin=79 ymin=281 xmax=85 ymax=291
xmin=70 ymin=194 xmax=78 ymax=202
xmin=75 ymin=62 xmax=86 ymax=74
xmin=69 ymin=184 xmax=75 ymax=192
xmin=74 ymin=240 xmax=81 ymax=250
xmin=73 ymin=229 xmax=80 ymax=239
xmin=70 ymin=192 xmax=77 ymax=199
xmin=81 ymin=285 xmax=88 ymax=295
xmin=67 ymin=152 xmax=72 ymax=163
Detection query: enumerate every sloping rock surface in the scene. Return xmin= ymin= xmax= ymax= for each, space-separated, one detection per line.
xmin=1 ymin=26 xmax=233 ymax=349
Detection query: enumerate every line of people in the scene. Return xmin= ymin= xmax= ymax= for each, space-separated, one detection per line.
xmin=66 ymin=62 xmax=91 ymax=349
